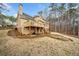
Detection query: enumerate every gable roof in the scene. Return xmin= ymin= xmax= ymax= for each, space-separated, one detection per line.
xmin=20 ymin=13 xmax=33 ymax=20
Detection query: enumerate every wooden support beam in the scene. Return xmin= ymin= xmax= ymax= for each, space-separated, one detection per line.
xmin=29 ymin=26 xmax=31 ymax=35
xmin=41 ymin=28 xmax=44 ymax=34
xmin=38 ymin=28 xmax=40 ymax=34
xmin=35 ymin=27 xmax=37 ymax=34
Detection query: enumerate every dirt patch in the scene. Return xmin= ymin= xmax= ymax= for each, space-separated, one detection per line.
xmin=47 ymin=34 xmax=73 ymax=42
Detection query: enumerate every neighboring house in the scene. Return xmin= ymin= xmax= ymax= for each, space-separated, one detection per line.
xmin=3 ymin=18 xmax=12 ymax=25
xmin=0 ymin=14 xmax=13 ymax=27
xmin=16 ymin=4 xmax=49 ymax=35
xmin=0 ymin=24 xmax=2 ymax=27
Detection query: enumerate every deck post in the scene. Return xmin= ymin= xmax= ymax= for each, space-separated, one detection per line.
xmin=39 ymin=28 xmax=41 ymax=34
xmin=29 ymin=26 xmax=31 ymax=35
xmin=35 ymin=27 xmax=37 ymax=34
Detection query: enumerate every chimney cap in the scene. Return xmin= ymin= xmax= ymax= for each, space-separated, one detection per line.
xmin=19 ymin=3 xmax=23 ymax=6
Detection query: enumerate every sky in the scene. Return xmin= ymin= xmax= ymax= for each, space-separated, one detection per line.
xmin=2 ymin=3 xmax=50 ymax=17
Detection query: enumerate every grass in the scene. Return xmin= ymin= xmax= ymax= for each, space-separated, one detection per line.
xmin=0 ymin=29 xmax=79 ymax=56
xmin=63 ymin=49 xmax=72 ymax=55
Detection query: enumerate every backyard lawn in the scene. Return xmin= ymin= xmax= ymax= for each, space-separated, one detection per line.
xmin=0 ymin=29 xmax=79 ymax=56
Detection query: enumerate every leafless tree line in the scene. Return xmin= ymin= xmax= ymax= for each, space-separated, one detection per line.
xmin=48 ymin=3 xmax=79 ymax=36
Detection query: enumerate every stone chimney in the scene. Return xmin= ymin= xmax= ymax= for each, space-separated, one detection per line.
xmin=18 ymin=3 xmax=23 ymax=15
xmin=16 ymin=3 xmax=23 ymax=29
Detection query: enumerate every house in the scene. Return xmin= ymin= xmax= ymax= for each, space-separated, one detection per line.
xmin=16 ymin=4 xmax=49 ymax=35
